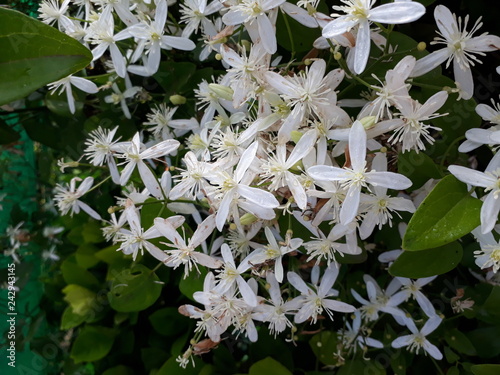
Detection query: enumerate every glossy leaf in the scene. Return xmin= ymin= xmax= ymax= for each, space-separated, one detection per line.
xmin=309 ymin=331 xmax=339 ymax=366
xmin=397 ymin=150 xmax=442 ymax=191
xmin=70 ymin=325 xmax=117 ymax=364
xmin=403 ymin=175 xmax=482 ymax=251
xmin=0 ymin=8 xmax=92 ymax=105
xmin=445 ymin=328 xmax=477 ymax=356
xmin=389 ymin=242 xmax=463 ymax=278
xmin=108 ymin=264 xmax=162 ymax=312
xmin=148 ymin=307 xmax=189 ymax=337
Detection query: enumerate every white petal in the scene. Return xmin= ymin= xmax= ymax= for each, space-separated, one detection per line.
xmin=475 ymin=104 xmax=499 ymax=122
xmin=340 ymin=184 xmax=361 ymax=225
xmin=353 ymin=20 xmax=371 ymax=74
xmin=481 ymin=192 xmax=500 ymax=234
xmin=417 ymin=91 xmax=448 ymax=118
xmin=453 ymin=59 xmax=473 ymax=100
xmin=161 ymin=35 xmax=196 ymax=51
xmin=369 ymin=2 xmax=425 ymax=24
xmin=421 ymin=315 xmax=442 ymax=335
xmin=238 ymin=185 xmax=279 ymax=208
xmin=424 ymin=341 xmax=443 ymax=360
xmin=141 ymin=139 xmax=180 ymax=159
xmin=322 ymin=16 xmax=358 ymax=38
xmin=391 ymin=335 xmax=412 ymax=348
xmin=138 ymin=161 xmax=162 ymax=198
xmin=257 ymin=14 xmax=277 ymax=54
xmin=411 ymin=49 xmax=450 ymax=77
xmin=366 ymin=171 xmax=412 ymax=190
xmin=109 ymin=43 xmax=126 ymax=78
xmin=70 ymin=76 xmax=98 ymax=94
xmin=237 ymin=277 xmax=258 ymax=306
xmin=216 ymin=191 xmax=234 ymax=231
xmin=323 ymin=299 xmax=356 ymax=313
xmin=448 ymin=165 xmax=492 ymax=188
xmin=308 ymin=165 xmax=349 ymax=182
xmin=287 ymin=271 xmax=310 ymax=294
xmin=190 ymin=215 xmax=217 ymax=247
xmin=349 ymin=120 xmax=367 ymax=171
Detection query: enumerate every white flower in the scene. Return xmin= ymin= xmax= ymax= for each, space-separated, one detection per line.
xmin=84 ymin=126 xmax=123 ymax=184
xmin=54 ymin=177 xmax=101 ymax=220
xmin=322 ymin=0 xmax=426 ymax=74
xmin=208 ymin=142 xmax=279 ymax=231
xmin=411 ymin=5 xmax=500 ymax=100
xmin=459 ymin=99 xmax=500 ymax=153
xmin=261 ymin=130 xmax=317 ymax=210
xmin=47 ymin=75 xmax=98 ymax=114
xmin=339 ymin=311 xmax=383 ymax=353
xmin=472 ymin=228 xmax=500 ymax=273
xmin=448 ymin=153 xmax=500 ymax=234
xmin=85 ymin=8 xmax=131 ymax=78
xmin=104 ymin=84 xmax=141 ymax=119
xmin=222 ymin=0 xmax=285 ymax=54
xmin=179 ymin=0 xmax=222 ymax=37
xmin=288 ymin=266 xmax=356 ymax=324
xmin=144 ymin=104 xmax=199 ymax=140
xmin=308 ymin=120 xmax=412 ymax=225
xmin=127 ymin=0 xmax=196 ymax=76
xmin=389 ymin=91 xmax=448 ymax=153
xmin=38 ymin=0 xmax=73 ymax=31
xmin=391 ymin=276 xmax=438 ymax=318
xmin=117 ymin=132 xmax=180 ymax=198
xmin=154 ymin=215 xmax=222 ymax=277
xmin=391 ymin=315 xmax=443 ymax=360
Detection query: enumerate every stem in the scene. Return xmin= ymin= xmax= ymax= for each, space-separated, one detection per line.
xmin=430 ymin=355 xmax=445 ymax=375
xmin=86 ymin=175 xmax=111 ymax=194
xmin=282 ymin=10 xmax=296 ymax=60
xmin=439 ymin=135 xmax=465 ymax=173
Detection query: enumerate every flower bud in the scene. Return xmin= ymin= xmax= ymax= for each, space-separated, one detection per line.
xmin=240 ymin=213 xmax=258 ymax=225
xmin=358 ymin=116 xmax=376 ymax=130
xmin=169 ymin=94 xmax=186 ymax=105
xmin=208 ymin=83 xmax=234 ymax=101
xmin=417 ymin=41 xmax=427 ymax=51
xmin=215 ymin=53 xmax=223 ymax=61
xmin=290 ymin=130 xmax=303 ymax=143
xmin=334 ymin=51 xmax=342 ymax=61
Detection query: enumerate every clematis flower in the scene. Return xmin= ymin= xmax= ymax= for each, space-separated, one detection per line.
xmin=47 ymin=75 xmax=98 ymax=114
xmin=411 ymin=5 xmax=500 ymax=100
xmin=308 ymin=120 xmax=412 ymax=225
xmin=321 ymin=0 xmax=426 ymax=74
xmin=391 ymin=315 xmax=443 ymax=360
xmin=116 ymin=132 xmax=180 ymax=198
xmin=288 ymin=266 xmax=356 ymax=324
xmin=54 ymin=177 xmax=101 ymax=220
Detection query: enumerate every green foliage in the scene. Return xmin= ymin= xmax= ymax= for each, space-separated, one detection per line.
xmin=0 ymin=8 xmax=92 ymax=105
xmin=403 ymin=175 xmax=482 ymax=251
xmin=108 ymin=264 xmax=163 ymax=312
xmin=471 ymin=365 xmax=500 ymax=375
xmin=249 ymin=357 xmax=292 ymax=375
xmin=70 ymin=325 xmax=117 ymax=363
xmin=389 ymin=241 xmax=463 ymax=278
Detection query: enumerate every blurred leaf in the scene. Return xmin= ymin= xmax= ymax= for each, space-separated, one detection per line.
xmin=62 ymin=284 xmax=96 ymax=316
xmin=403 ymin=175 xmax=482 ymax=251
xmin=140 ymin=198 xmax=175 ymax=228
xmin=445 ymin=329 xmax=477 ymax=356
xmin=149 ymin=307 xmax=189 ymax=337
xmin=61 ymin=255 xmax=99 ymax=289
xmin=0 ymin=119 xmax=20 ymax=144
xmin=249 ymin=357 xmax=292 ymax=375
xmin=447 ymin=366 xmax=460 ymax=375
xmin=45 ymin=91 xmax=83 ymax=117
xmin=309 ymin=331 xmax=339 ymax=366
xmin=82 ymin=220 xmax=105 ymax=243
xmin=389 ymin=242 xmax=462 ymax=278
xmin=61 ymin=306 xmax=87 ymax=330
xmin=0 ymin=8 xmax=92 ymax=105
xmin=70 ymin=325 xmax=116 ymax=364
xmin=338 ymin=360 xmax=386 ymax=375
xmin=471 ymin=365 xmax=500 ymax=375
xmin=467 ymin=326 xmax=500 ymax=358
xmin=102 ymin=365 xmax=134 ymax=375
xmin=397 ymin=151 xmax=442 ymax=191
xmin=276 ymin=10 xmax=321 ymax=53
xmin=157 ymin=356 xmax=202 ymax=375
xmin=141 ymin=347 xmax=169 ymax=372
xmin=108 ymin=264 xmax=162 ymax=312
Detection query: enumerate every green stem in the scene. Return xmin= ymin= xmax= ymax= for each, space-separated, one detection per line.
xmin=282 ymin=10 xmax=296 ymax=60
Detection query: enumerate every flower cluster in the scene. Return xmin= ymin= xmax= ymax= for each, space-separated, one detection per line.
xmin=42 ymin=0 xmax=500 ymax=369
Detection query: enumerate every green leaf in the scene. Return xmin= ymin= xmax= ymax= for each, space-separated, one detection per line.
xmin=337 ymin=360 xmax=386 ymax=375
xmin=61 ymin=306 xmax=87 ymax=330
xmin=179 ymin=266 xmax=208 ymax=302
xmin=61 ymin=255 xmax=99 ymax=289
xmin=149 ymin=307 xmax=189 ymax=337
xmin=389 ymin=242 xmax=463 ymax=278
xmin=62 ymin=284 xmax=96 ymax=316
xmin=0 ymin=8 xmax=92 ymax=105
xmin=467 ymin=326 xmax=500 ymax=358
xmin=157 ymin=356 xmax=202 ymax=375
xmin=397 ymin=151 xmax=442 ymax=191
xmin=471 ymin=365 xmax=500 ymax=375
xmin=70 ymin=325 xmax=116 ymax=364
xmin=249 ymin=357 xmax=292 ymax=375
xmin=445 ymin=328 xmax=477 ymax=356
xmin=108 ymin=264 xmax=162 ymax=312
xmin=102 ymin=366 xmax=134 ymax=375
xmin=153 ymin=61 xmax=196 ymax=96
xmin=309 ymin=331 xmax=339 ymax=366
xmin=0 ymin=119 xmax=20 ymax=144
xmin=403 ymin=175 xmax=482 ymax=251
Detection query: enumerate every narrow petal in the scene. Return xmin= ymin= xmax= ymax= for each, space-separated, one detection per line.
xmin=138 ymin=161 xmax=162 ymax=198
xmin=161 ymin=35 xmax=196 ymax=51
xmin=448 ymin=165 xmax=492 ymax=188
xmin=453 ymin=59 xmax=473 ymax=100
xmin=287 ymin=271 xmax=311 ymax=294
xmin=257 ymin=14 xmax=277 ymax=54
xmin=349 ymin=120 xmax=367 ymax=171
xmin=340 ymin=184 xmax=361 ymax=225
xmin=353 ymin=20 xmax=371 ymax=74
xmin=238 ymin=185 xmax=279 ymax=208
xmin=369 ymin=2 xmax=426 ymax=24
xmin=481 ymin=192 xmax=500 ymax=234
xmin=322 ymin=16 xmax=358 ymax=38
xmin=366 ymin=171 xmax=412 ymax=190
xmin=391 ymin=335 xmax=412 ymax=348
xmin=411 ymin=49 xmax=450 ymax=77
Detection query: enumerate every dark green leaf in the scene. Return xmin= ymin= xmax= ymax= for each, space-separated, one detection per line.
xmin=70 ymin=325 xmax=116 ymax=364
xmin=149 ymin=307 xmax=189 ymax=337
xmin=179 ymin=266 xmax=208 ymax=302
xmin=249 ymin=357 xmax=292 ymax=375
xmin=0 ymin=119 xmax=20 ymax=144
xmin=0 ymin=8 xmax=92 ymax=105
xmin=309 ymin=331 xmax=339 ymax=366
xmin=397 ymin=150 xmax=442 ymax=191
xmin=61 ymin=306 xmax=87 ymax=330
xmin=389 ymin=241 xmax=463 ymax=278
xmin=403 ymin=175 xmax=482 ymax=251
xmin=102 ymin=366 xmax=134 ymax=375
xmin=445 ymin=329 xmax=477 ymax=356
xmin=471 ymin=365 xmax=500 ymax=375
xmin=157 ymin=356 xmax=202 ymax=375
xmin=108 ymin=264 xmax=162 ymax=312
xmin=153 ymin=61 xmax=196 ymax=96
xmin=62 ymin=284 xmax=96 ymax=316
xmin=61 ymin=255 xmax=99 ymax=289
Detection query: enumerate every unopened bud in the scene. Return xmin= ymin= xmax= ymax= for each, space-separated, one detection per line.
xmin=358 ymin=116 xmax=376 ymax=130
xmin=304 ymin=58 xmax=312 ymax=66
xmin=240 ymin=39 xmax=251 ymax=51
xmin=240 ymin=213 xmax=258 ymax=225
xmin=417 ymin=41 xmax=427 ymax=51
xmin=169 ymin=94 xmax=186 ymax=105
xmin=215 ymin=53 xmax=223 ymax=61
xmin=229 ymin=223 xmax=238 ymax=230
xmin=334 ymin=51 xmax=342 ymax=61
xmin=380 ymin=146 xmax=387 ymax=153
xmin=208 ymin=83 xmax=234 ymax=101
xmin=108 ymin=206 xmax=119 ymax=214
